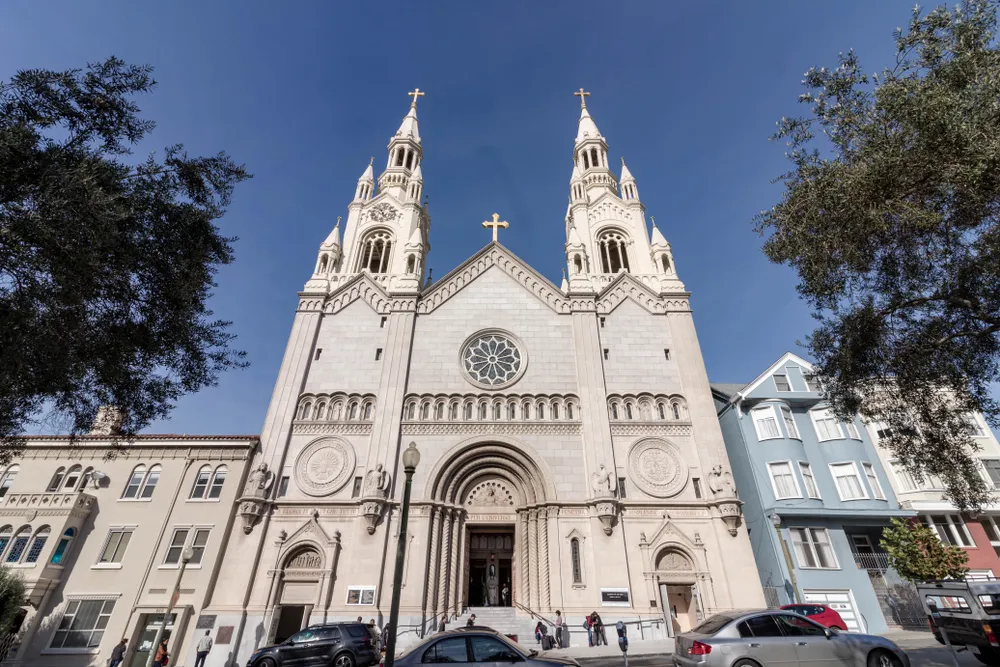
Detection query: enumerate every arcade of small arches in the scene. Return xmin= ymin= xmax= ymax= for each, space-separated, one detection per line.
xmin=402 ymin=394 xmax=581 ymax=423
xmin=296 ymin=394 xmax=378 ymax=422
xmin=607 ymin=394 xmax=688 ymax=422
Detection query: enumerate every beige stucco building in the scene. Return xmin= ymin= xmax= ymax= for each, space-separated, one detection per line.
xmin=200 ymin=91 xmax=765 ymax=665
xmin=0 ymin=429 xmax=257 ymax=667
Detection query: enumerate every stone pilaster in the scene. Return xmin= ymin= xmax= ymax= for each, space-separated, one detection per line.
xmin=437 ymin=509 xmax=454 ymax=620
xmin=528 ymin=509 xmax=539 ymax=610
xmin=538 ymin=508 xmax=551 ymax=610
xmin=422 ymin=507 xmax=440 ymax=621
xmin=519 ymin=511 xmax=531 ymax=607
xmin=450 ymin=512 xmax=465 ymax=615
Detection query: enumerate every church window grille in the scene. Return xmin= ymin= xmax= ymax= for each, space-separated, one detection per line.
xmin=364 ymin=403 xmax=373 ymax=420
xmin=357 ymin=231 xmax=393 ymax=274
xmin=375 ymin=348 xmax=383 ymax=360
xmin=673 ymin=403 xmax=681 ymax=420
xmin=658 ymin=403 xmax=666 ymax=420
xmin=597 ymin=231 xmax=631 ymax=274
xmin=421 ymin=404 xmax=430 ymax=420
xmin=567 ymin=403 xmax=575 ymax=420
xmin=461 ymin=332 xmax=523 ymax=387
xmin=479 ymin=403 xmax=488 ymax=420
xmin=24 ymin=526 xmax=49 ymax=564
xmin=508 ymin=404 xmax=517 ymax=420
xmin=435 ymin=404 xmax=444 ymax=420
xmin=626 ymin=404 xmax=634 ymax=420
xmin=570 ymin=538 xmax=583 ymax=584
xmin=464 ymin=403 xmax=473 ymax=420
xmin=611 ymin=404 xmax=619 ymax=420
xmin=450 ymin=403 xmax=458 ymax=420
xmin=407 ymin=403 xmax=416 ymax=420
xmin=349 ymin=403 xmax=359 ymax=420
xmin=552 ymin=403 xmax=559 ymax=420
xmin=537 ymin=403 xmax=545 ymax=420
xmin=494 ymin=404 xmax=502 ymax=420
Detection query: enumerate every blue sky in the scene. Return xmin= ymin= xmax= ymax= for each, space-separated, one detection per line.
xmin=3 ymin=0 xmax=922 ymax=435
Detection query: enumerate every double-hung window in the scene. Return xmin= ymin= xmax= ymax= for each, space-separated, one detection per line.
xmin=790 ymin=528 xmax=839 ymax=569
xmin=768 ymin=462 xmax=801 ymax=499
xmin=922 ymin=515 xmax=974 ymax=547
xmin=964 ymin=414 xmax=987 ymax=437
xmin=799 ymin=462 xmax=821 ymax=499
xmin=862 ymin=462 xmax=886 ymax=500
xmin=98 ymin=529 xmax=133 ymax=565
xmin=752 ymin=406 xmax=782 ymax=441
xmin=774 ymin=373 xmax=792 ymax=392
xmin=845 ymin=421 xmax=861 ymax=440
xmin=780 ymin=407 xmax=800 ymax=439
xmin=803 ymin=374 xmax=821 ymax=392
xmin=811 ymin=409 xmax=843 ymax=441
xmin=163 ymin=527 xmax=211 ymax=566
xmin=982 ymin=459 xmax=1000 ymax=489
xmin=829 ymin=462 xmax=867 ymax=500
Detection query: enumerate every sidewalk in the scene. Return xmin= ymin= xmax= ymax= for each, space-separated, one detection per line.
xmin=541 ymin=639 xmax=674 ymax=660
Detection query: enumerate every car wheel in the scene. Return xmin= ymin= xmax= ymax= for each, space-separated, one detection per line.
xmin=732 ymin=659 xmax=762 ymax=667
xmin=334 ymin=652 xmax=357 ymax=667
xmin=257 ymin=659 xmax=277 ymax=667
xmin=974 ymin=647 xmax=1000 ymax=665
xmin=867 ymin=649 xmax=903 ymax=667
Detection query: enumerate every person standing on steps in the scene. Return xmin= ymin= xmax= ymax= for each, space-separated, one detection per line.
xmin=583 ymin=616 xmax=592 ymax=647
xmin=194 ymin=630 xmax=213 ymax=667
xmin=534 ymin=621 xmax=544 ymax=645
xmin=554 ymin=611 xmax=564 ymax=648
xmin=466 ymin=614 xmax=476 ymax=627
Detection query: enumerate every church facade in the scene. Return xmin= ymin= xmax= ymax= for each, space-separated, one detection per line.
xmin=203 ymin=90 xmax=766 ymax=662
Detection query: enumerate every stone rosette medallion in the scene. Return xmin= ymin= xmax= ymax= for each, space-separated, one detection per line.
xmin=294 ymin=437 xmax=356 ymax=497
xmin=627 ymin=438 xmax=687 ymax=498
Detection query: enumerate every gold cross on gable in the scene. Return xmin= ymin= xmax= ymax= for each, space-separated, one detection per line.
xmin=482 ymin=213 xmax=509 ymax=242
xmin=574 ymin=88 xmax=590 ymax=109
xmin=408 ymin=88 xmax=425 ymax=108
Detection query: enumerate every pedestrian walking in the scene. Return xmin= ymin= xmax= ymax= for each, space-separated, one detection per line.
xmin=153 ymin=639 xmax=170 ymax=667
xmin=194 ymin=630 xmax=213 ymax=667
xmin=109 ymin=638 xmax=127 ymax=667
xmin=368 ymin=619 xmax=381 ymax=651
xmin=554 ymin=610 xmax=564 ymax=648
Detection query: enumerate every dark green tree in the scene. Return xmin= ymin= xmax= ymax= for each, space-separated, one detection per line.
xmin=756 ymin=0 xmax=1000 ymax=510
xmin=0 ymin=567 xmax=25 ymax=637
xmin=880 ymin=518 xmax=969 ymax=582
xmin=0 ymin=57 xmax=250 ymax=455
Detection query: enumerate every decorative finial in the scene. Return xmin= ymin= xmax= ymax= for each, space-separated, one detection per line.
xmin=408 ymin=88 xmax=425 ymax=109
xmin=424 ymin=268 xmax=433 ymax=289
xmin=336 ymin=216 xmax=341 ymax=227
xmin=574 ymin=88 xmax=591 ymax=109
xmin=650 ymin=216 xmax=656 ymax=227
xmin=482 ymin=212 xmax=510 ymax=243
xmin=621 ymin=156 xmax=625 ymax=166
xmin=369 ymin=156 xmax=374 ymax=166
xmin=562 ymin=267 xmax=567 ymax=280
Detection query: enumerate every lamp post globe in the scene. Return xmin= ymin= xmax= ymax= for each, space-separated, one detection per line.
xmin=402 ymin=442 xmax=421 ymax=471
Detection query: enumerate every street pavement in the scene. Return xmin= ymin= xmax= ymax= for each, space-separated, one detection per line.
xmin=559 ymin=631 xmax=983 ymax=667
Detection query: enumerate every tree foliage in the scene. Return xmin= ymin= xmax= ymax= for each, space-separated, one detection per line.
xmin=880 ymin=517 xmax=969 ymax=582
xmin=0 ymin=57 xmax=250 ymax=455
xmin=0 ymin=567 xmax=25 ymax=636
xmin=755 ymin=0 xmax=1000 ymax=510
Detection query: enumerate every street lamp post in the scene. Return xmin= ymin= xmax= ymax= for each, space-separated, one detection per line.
xmin=145 ymin=545 xmax=195 ymax=667
xmin=384 ymin=442 xmax=420 ymax=667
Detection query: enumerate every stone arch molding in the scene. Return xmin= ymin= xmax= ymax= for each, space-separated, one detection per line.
xmin=425 ymin=435 xmax=557 ymax=506
xmin=627 ymin=437 xmax=688 ymax=498
xmin=294 ymin=437 xmax=357 ymax=497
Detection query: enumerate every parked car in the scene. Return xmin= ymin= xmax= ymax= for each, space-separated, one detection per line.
xmin=781 ymin=603 xmax=848 ymax=631
xmin=918 ymin=579 xmax=1000 ymax=665
xmin=388 ymin=628 xmax=579 ymax=667
xmin=672 ymin=609 xmax=908 ymax=667
xmin=247 ymin=623 xmax=379 ymax=667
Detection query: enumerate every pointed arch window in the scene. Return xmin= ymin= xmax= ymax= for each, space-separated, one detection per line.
xmin=597 ymin=231 xmax=630 ymax=274
xmin=661 ymin=255 xmax=671 ymax=273
xmin=591 ymin=148 xmax=599 ymax=169
xmin=571 ymin=537 xmax=583 ymax=584
xmin=25 ymin=526 xmax=50 ymax=564
xmin=51 ymin=528 xmax=76 ymax=565
xmin=357 ymin=230 xmax=393 ymax=274
xmin=0 ymin=465 xmax=18 ymax=498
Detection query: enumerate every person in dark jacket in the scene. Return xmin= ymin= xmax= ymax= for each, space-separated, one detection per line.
xmin=109 ymin=639 xmax=127 ymax=667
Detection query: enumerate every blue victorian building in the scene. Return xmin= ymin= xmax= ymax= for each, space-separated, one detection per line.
xmin=712 ymin=353 xmax=919 ymax=633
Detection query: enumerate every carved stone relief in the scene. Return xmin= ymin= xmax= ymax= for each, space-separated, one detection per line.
xmin=294 ymin=437 xmax=356 ymax=497
xmin=628 ymin=438 xmax=688 ymax=498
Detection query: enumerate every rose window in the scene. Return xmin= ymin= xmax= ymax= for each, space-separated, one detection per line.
xmin=462 ymin=333 xmax=522 ymax=387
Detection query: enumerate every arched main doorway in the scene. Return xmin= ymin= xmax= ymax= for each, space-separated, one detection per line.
xmin=423 ymin=439 xmax=555 ymax=622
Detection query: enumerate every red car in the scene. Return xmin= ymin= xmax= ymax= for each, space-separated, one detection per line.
xmin=780 ymin=603 xmax=848 ymax=631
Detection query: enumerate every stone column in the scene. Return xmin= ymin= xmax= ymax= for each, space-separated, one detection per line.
xmin=437 ymin=509 xmax=454 ymax=621
xmin=528 ymin=510 xmax=539 ymax=610
xmin=518 ymin=511 xmax=531 ymax=608
xmin=538 ymin=507 xmax=551 ymax=610
xmin=450 ymin=512 xmax=464 ymax=615
xmin=423 ymin=507 xmax=442 ymax=626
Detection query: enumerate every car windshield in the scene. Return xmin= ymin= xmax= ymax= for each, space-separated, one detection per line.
xmin=691 ymin=615 xmax=732 ymax=635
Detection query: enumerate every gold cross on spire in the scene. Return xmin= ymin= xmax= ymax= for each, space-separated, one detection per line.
xmin=574 ymin=88 xmax=590 ymax=109
xmin=408 ymin=88 xmax=425 ymax=108
xmin=482 ymin=213 xmax=509 ymax=243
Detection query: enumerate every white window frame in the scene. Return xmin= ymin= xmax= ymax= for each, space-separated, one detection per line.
xmin=803 ymin=373 xmax=821 ymax=393
xmin=780 ymin=406 xmax=800 ymax=440
xmin=767 ymin=461 xmax=802 ymax=500
xmin=752 ymin=405 xmax=783 ymax=441
xmin=160 ymin=525 xmax=212 ymax=569
xmin=799 ymin=461 xmax=822 ymax=499
xmin=964 ymin=413 xmax=987 ymax=438
xmin=829 ymin=461 xmax=869 ymax=501
xmin=862 ymin=462 xmax=886 ymax=500
xmin=346 ymin=586 xmax=376 ymax=605
xmin=845 ymin=421 xmax=861 ymax=440
xmin=981 ymin=459 xmax=1000 ymax=489
xmin=790 ymin=527 xmax=841 ymax=570
xmin=773 ymin=373 xmax=792 ymax=392
xmin=46 ymin=597 xmax=118 ymax=653
xmin=94 ymin=527 xmax=135 ymax=569
xmin=978 ymin=516 xmax=1000 ymax=553
xmin=923 ymin=514 xmax=974 ymax=548
xmin=811 ymin=408 xmax=844 ymax=442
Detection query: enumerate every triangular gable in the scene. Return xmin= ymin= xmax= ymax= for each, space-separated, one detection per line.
xmin=594 ymin=272 xmax=690 ymax=315
xmin=319 ymin=273 xmax=394 ymax=316
xmin=645 ymin=513 xmax=699 ymax=553
xmin=737 ymin=352 xmax=816 ymax=401
xmin=283 ymin=511 xmax=338 ymax=548
xmin=365 ymin=190 xmax=407 ymax=214
xmin=417 ymin=242 xmax=571 ymax=315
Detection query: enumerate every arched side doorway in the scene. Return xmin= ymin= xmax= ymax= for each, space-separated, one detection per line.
xmin=652 ymin=547 xmax=709 ymax=636
xmin=423 ymin=440 xmax=555 ymax=624
xmin=268 ymin=545 xmax=329 ymax=643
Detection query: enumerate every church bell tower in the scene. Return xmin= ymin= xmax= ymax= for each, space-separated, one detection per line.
xmin=306 ymin=90 xmax=431 ymax=295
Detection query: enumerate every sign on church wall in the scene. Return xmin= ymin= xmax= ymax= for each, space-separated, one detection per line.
xmin=600 ymin=588 xmax=631 ymax=607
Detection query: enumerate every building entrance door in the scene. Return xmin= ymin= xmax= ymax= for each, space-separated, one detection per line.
xmin=129 ymin=614 xmax=175 ymax=667
xmin=466 ymin=528 xmax=515 ymax=607
xmin=274 ymin=606 xmax=306 ymax=644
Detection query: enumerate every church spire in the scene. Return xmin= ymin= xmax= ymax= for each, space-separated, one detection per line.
xmin=619 ymin=157 xmax=639 ymax=202
xmin=571 ymin=90 xmax=616 ymax=199
xmin=379 ymin=89 xmax=425 ymax=200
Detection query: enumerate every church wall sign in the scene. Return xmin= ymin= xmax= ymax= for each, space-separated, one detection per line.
xmin=600 ymin=588 xmax=632 ymax=606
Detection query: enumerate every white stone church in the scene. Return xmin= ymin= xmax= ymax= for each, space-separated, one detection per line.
xmin=206 ymin=89 xmax=765 ymax=658
xmin=0 ymin=91 xmax=765 ymax=667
